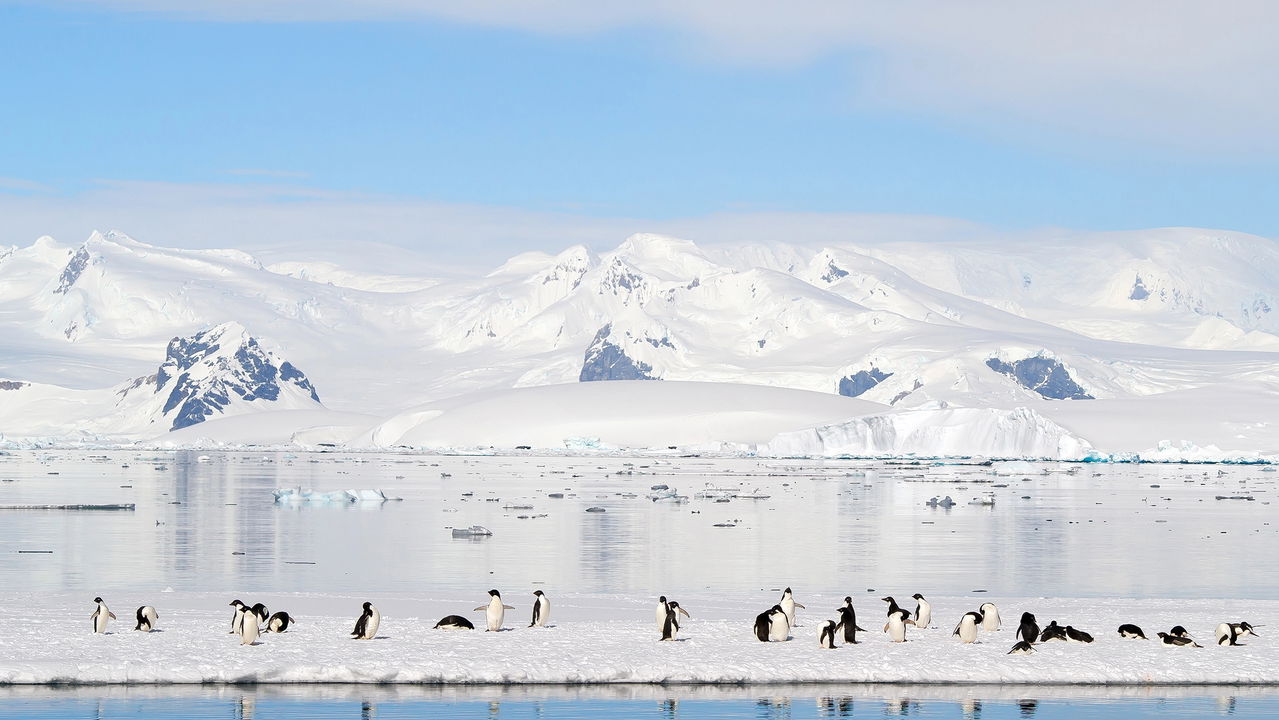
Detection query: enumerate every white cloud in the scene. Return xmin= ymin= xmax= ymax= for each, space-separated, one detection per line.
xmin=40 ymin=0 xmax=1279 ymax=154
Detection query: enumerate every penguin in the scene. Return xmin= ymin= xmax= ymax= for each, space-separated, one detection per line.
xmin=835 ymin=599 xmax=860 ymax=644
xmin=351 ymin=601 xmax=380 ymax=640
xmin=1158 ymin=632 xmax=1201 ymax=648
xmin=953 ymin=610 xmax=983 ymax=644
xmin=979 ymin=602 xmax=1000 ymax=631
xmin=754 ymin=608 xmax=773 ymax=642
xmin=1017 ymin=612 xmax=1039 ymax=644
xmin=656 ymin=596 xmax=670 ymax=635
xmin=1169 ymin=625 xmax=1193 ymax=639
xmin=1038 ymin=620 xmax=1068 ymax=642
xmin=530 ymin=590 xmax=550 ymax=628
xmin=1231 ymin=622 xmax=1260 ymax=638
xmin=1007 ymin=640 xmax=1035 ymax=655
xmin=248 ymin=603 xmax=269 ymax=632
xmin=1215 ymin=623 xmax=1238 ymax=646
xmin=239 ymin=609 xmax=260 ymax=646
xmin=767 ymin=604 xmax=790 ymax=642
xmin=1064 ymin=626 xmax=1094 ymax=643
xmin=779 ymin=587 xmax=805 ymax=628
xmin=474 ymin=589 xmax=514 ymax=632
xmin=881 ymin=597 xmax=913 ymax=630
xmin=434 ymin=615 xmax=475 ymax=630
xmin=886 ymin=611 xmax=908 ymax=642
xmin=134 ymin=605 xmax=158 ymax=632
xmin=91 ymin=597 xmax=116 ymax=634
xmin=1118 ymin=623 xmax=1147 ymax=639
xmin=911 ymin=593 xmax=931 ymax=629
xmin=229 ymin=599 xmax=246 ymax=634
xmin=818 ymin=619 xmax=838 ymax=649
xmin=661 ymin=601 xmax=688 ymax=641
xmin=267 ymin=611 xmax=294 ymax=633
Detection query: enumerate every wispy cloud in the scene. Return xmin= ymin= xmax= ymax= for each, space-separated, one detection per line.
xmin=223 ymin=168 xmax=312 ymax=179
xmin=0 ymin=177 xmax=54 ymax=193
xmin=41 ymin=0 xmax=1279 ymax=155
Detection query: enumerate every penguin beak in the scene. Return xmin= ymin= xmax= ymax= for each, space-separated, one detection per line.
xmin=678 ymin=607 xmax=690 ymax=618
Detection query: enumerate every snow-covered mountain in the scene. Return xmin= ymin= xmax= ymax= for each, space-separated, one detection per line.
xmin=1 ymin=227 xmax=1277 ymax=457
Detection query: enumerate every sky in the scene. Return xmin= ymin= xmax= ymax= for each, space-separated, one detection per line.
xmin=1 ymin=1 xmax=1277 ymax=266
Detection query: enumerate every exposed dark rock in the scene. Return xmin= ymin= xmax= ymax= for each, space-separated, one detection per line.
xmin=986 ymin=356 xmax=1093 ymax=400
xmin=579 ymin=324 xmax=658 ymax=382
xmin=0 ymin=380 xmax=28 ymax=391
xmin=54 ymin=245 xmax=91 ymax=294
xmin=838 ymin=367 xmax=892 ymax=398
xmin=1129 ymin=276 xmax=1150 ymax=301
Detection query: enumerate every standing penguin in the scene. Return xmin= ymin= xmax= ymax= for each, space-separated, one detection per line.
xmin=91 ymin=597 xmax=116 ymax=634
xmin=881 ymin=597 xmax=913 ymax=630
xmin=835 ymin=597 xmax=861 ymax=644
xmin=1017 ymin=612 xmax=1040 ymax=644
xmin=979 ymin=602 xmax=1001 ymax=631
xmin=239 ymin=609 xmax=260 ymax=646
xmin=529 ymin=590 xmax=550 ymax=628
xmin=660 ymin=601 xmax=688 ymax=641
xmin=134 ymin=605 xmax=158 ymax=632
xmin=656 ymin=596 xmax=670 ymax=634
xmin=267 ymin=611 xmax=295 ymax=633
xmin=818 ymin=619 xmax=838 ymax=649
xmin=912 ymin=593 xmax=932 ymax=629
xmin=229 ymin=599 xmax=247 ymax=634
xmin=779 ymin=587 xmax=805 ymax=628
xmin=766 ymin=604 xmax=791 ymax=641
xmin=474 ymin=589 xmax=514 ymax=632
xmin=351 ymin=602 xmax=380 ymax=640
xmin=954 ymin=610 xmax=983 ymax=644
xmin=248 ymin=603 xmax=269 ymax=633
xmin=1118 ymin=623 xmax=1147 ymax=639
xmin=886 ymin=611 xmax=908 ymax=642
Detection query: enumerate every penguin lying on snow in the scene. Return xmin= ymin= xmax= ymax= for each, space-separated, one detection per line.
xmin=1017 ymin=612 xmax=1039 ymax=644
xmin=1158 ymin=631 xmax=1201 ymax=648
xmin=1038 ymin=621 xmax=1068 ymax=642
xmin=135 ymin=605 xmax=158 ymax=632
xmin=1216 ymin=621 xmax=1259 ymax=646
xmin=1007 ymin=640 xmax=1035 ymax=655
xmin=267 ymin=611 xmax=294 ymax=633
xmin=434 ymin=615 xmax=475 ymax=630
xmin=1169 ymin=625 xmax=1193 ymax=639
xmin=1064 ymin=626 xmax=1094 ymax=643
xmin=1118 ymin=623 xmax=1147 ymax=639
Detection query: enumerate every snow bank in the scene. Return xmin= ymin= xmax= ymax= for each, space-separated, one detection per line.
xmin=0 ymin=592 xmax=1274 ymax=685
xmin=763 ymin=407 xmax=1093 ymax=460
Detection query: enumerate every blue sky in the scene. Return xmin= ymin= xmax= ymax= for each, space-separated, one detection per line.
xmin=2 ymin=1 xmax=1277 ymax=261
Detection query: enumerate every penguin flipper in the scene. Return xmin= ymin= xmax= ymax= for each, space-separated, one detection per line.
xmin=473 ymin=606 xmax=487 ymax=611
xmin=109 ymin=612 xmax=117 ymax=620
xmin=503 ymin=604 xmax=515 ymax=609
xmin=856 ymin=625 xmax=867 ymax=632
xmin=795 ymin=602 xmax=806 ymax=609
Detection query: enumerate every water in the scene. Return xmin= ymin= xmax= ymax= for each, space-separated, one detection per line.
xmin=0 ymin=450 xmax=1276 ymax=598
xmin=2 ymin=685 xmax=1278 ymax=719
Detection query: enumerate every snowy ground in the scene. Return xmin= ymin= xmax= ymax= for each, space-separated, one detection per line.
xmin=1 ymin=592 xmax=1274 ymax=685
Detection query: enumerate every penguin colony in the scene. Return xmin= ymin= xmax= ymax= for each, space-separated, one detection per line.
xmin=84 ymin=589 xmax=1261 ymax=657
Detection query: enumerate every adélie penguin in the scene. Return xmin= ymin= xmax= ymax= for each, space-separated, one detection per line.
xmin=239 ymin=609 xmax=260 ymax=646
xmin=474 ymin=589 xmax=514 ymax=632
xmin=1007 ymin=640 xmax=1035 ymax=655
xmin=954 ymin=610 xmax=983 ymax=644
xmin=1215 ymin=622 xmax=1258 ymax=646
xmin=886 ymin=611 xmax=908 ymax=642
xmin=1118 ymin=623 xmax=1147 ymax=639
xmin=1017 ymin=612 xmax=1039 ymax=644
xmin=835 ymin=597 xmax=861 ymax=644
xmin=767 ymin=604 xmax=791 ymax=641
xmin=248 ymin=603 xmax=269 ymax=632
xmin=91 ymin=597 xmax=116 ymax=634
xmin=818 ymin=619 xmax=838 ymax=649
xmin=912 ymin=593 xmax=932 ymax=629
xmin=1158 ymin=631 xmax=1202 ymax=648
xmin=979 ymin=602 xmax=1000 ymax=631
xmin=779 ymin=587 xmax=805 ymax=628
xmin=1038 ymin=620 xmax=1068 ymax=642
xmin=1169 ymin=625 xmax=1193 ymax=639
xmin=661 ymin=601 xmax=688 ymax=641
xmin=530 ymin=590 xmax=550 ymax=628
xmin=229 ymin=599 xmax=246 ymax=634
xmin=1064 ymin=626 xmax=1094 ymax=643
xmin=434 ymin=615 xmax=475 ymax=630
xmin=134 ymin=605 xmax=158 ymax=632
xmin=267 ymin=611 xmax=295 ymax=633
xmin=351 ymin=602 xmax=380 ymax=640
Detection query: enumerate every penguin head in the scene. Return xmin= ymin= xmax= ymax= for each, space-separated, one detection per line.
xmin=880 ymin=596 xmax=892 ymax=603
xmin=1157 ymin=632 xmax=1169 ymax=640
xmin=93 ymin=596 xmax=103 ymax=604
xmin=1170 ymin=625 xmax=1189 ymax=637
xmin=659 ymin=595 xmax=667 ymax=603
xmin=1240 ymin=622 xmax=1258 ymax=635
xmin=533 ymin=590 xmax=543 ymax=597
xmin=772 ymin=604 xmax=784 ymax=613
xmin=783 ymin=587 xmax=792 ymax=594
xmin=843 ymin=596 xmax=852 ymax=604
xmin=489 ymin=589 xmax=500 ymax=597
xmin=362 ymin=602 xmax=373 ymax=611
xmin=1021 ymin=612 xmax=1035 ymax=622
xmin=912 ymin=593 xmax=925 ymax=600
xmin=229 ymin=599 xmax=243 ymax=608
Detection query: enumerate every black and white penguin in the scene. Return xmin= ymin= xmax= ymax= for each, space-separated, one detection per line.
xmin=753 ymin=608 xmax=772 ymax=642
xmin=779 ymin=587 xmax=805 ymax=628
xmin=1231 ymin=622 xmax=1260 ymax=639
xmin=1064 ymin=626 xmax=1094 ymax=643
xmin=1169 ymin=625 xmax=1193 ymax=639
xmin=886 ymin=611 xmax=908 ymax=643
xmin=474 ymin=589 xmax=514 ymax=632
xmin=239 ymin=608 xmax=260 ymax=646
xmin=434 ymin=615 xmax=475 ymax=630
xmin=1017 ymin=612 xmax=1039 ymax=644
xmin=134 ymin=605 xmax=158 ymax=632
xmin=267 ymin=611 xmax=294 ymax=633
xmin=835 ymin=598 xmax=861 ymax=644
xmin=229 ymin=599 xmax=246 ymax=634
xmin=530 ymin=590 xmax=550 ymax=628
xmin=656 ymin=596 xmax=670 ymax=634
xmin=912 ymin=593 xmax=932 ymax=629
xmin=1118 ymin=623 xmax=1147 ymax=639
xmin=1038 ymin=620 xmax=1068 ymax=642
xmin=881 ymin=597 xmax=913 ymax=629
xmin=91 ymin=597 xmax=116 ymax=634
xmin=818 ymin=619 xmax=838 ymax=649
xmin=351 ymin=601 xmax=380 ymax=640
xmin=661 ymin=601 xmax=688 ymax=641
xmin=979 ymin=602 xmax=1001 ymax=631
xmin=1007 ymin=640 xmax=1035 ymax=655
xmin=767 ymin=604 xmax=790 ymax=641
xmin=248 ymin=603 xmax=269 ymax=632
xmin=953 ymin=610 xmax=983 ymax=644
xmin=1158 ymin=631 xmax=1201 ymax=648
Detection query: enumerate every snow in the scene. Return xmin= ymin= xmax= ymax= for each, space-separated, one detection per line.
xmin=0 ymin=592 xmax=1274 ymax=685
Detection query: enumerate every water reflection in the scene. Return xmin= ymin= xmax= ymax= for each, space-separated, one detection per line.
xmin=1 ymin=450 xmax=1277 ymax=598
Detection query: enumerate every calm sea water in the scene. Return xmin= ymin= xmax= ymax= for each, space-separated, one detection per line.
xmin=1 ymin=685 xmax=1277 ymax=719
xmin=0 ymin=450 xmax=1275 ymax=598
